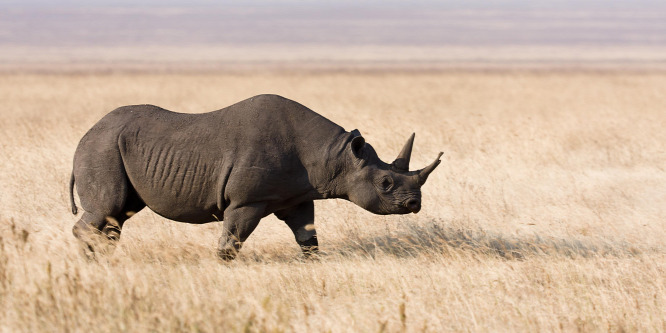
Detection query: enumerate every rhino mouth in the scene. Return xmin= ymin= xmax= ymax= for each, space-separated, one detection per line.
xmin=404 ymin=198 xmax=421 ymax=214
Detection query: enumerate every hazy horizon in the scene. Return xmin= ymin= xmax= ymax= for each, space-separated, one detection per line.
xmin=1 ymin=0 xmax=665 ymax=69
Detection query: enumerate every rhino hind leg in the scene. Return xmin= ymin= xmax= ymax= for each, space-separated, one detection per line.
xmin=72 ymin=176 xmax=146 ymax=259
xmin=275 ymin=201 xmax=318 ymax=258
xmin=104 ymin=187 xmax=146 ymax=241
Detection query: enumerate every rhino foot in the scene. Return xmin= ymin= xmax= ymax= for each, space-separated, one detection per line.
xmin=217 ymin=247 xmax=238 ymax=261
xmin=72 ymin=215 xmax=122 ymax=259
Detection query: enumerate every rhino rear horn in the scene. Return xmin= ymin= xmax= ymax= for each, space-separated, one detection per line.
xmin=392 ymin=133 xmax=415 ymax=171
xmin=418 ymin=152 xmax=443 ymax=185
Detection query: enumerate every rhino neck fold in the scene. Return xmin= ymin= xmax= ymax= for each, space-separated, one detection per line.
xmin=306 ymin=131 xmax=355 ymax=201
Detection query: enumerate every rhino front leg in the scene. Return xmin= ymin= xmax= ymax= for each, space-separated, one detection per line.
xmin=218 ymin=202 xmax=266 ymax=261
xmin=275 ymin=201 xmax=318 ymax=258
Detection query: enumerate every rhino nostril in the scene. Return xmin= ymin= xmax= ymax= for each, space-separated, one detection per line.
xmin=406 ymin=198 xmax=421 ymax=213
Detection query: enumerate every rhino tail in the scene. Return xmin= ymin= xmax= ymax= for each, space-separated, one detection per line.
xmin=69 ymin=172 xmax=78 ymax=215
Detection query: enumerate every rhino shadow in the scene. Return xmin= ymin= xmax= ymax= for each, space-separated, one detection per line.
xmin=326 ymin=221 xmax=645 ymax=260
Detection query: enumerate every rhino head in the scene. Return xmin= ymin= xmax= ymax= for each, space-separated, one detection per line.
xmin=341 ymin=132 xmax=442 ymax=215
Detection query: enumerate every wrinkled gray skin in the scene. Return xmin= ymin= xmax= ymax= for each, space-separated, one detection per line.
xmin=70 ymin=94 xmax=442 ymax=260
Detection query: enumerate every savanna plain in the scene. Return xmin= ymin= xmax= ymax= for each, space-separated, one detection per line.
xmin=0 ymin=70 xmax=664 ymax=332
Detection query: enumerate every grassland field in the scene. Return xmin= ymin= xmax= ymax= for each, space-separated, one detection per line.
xmin=0 ymin=70 xmax=664 ymax=332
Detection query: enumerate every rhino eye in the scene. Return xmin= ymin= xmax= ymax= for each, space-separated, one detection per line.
xmin=380 ymin=177 xmax=394 ymax=192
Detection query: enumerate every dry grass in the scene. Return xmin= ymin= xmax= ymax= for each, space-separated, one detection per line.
xmin=0 ymin=71 xmax=665 ymax=332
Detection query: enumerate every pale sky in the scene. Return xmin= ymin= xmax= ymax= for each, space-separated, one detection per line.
xmin=1 ymin=0 xmax=664 ymax=68
xmin=1 ymin=0 xmax=665 ymax=48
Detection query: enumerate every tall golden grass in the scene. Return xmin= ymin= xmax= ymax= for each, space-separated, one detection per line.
xmin=1 ymin=71 xmax=664 ymax=331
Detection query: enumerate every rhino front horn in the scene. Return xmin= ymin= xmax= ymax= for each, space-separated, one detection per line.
xmin=418 ymin=152 xmax=443 ymax=185
xmin=392 ymin=133 xmax=415 ymax=171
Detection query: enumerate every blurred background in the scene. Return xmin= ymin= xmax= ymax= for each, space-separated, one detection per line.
xmin=1 ymin=0 xmax=665 ymax=71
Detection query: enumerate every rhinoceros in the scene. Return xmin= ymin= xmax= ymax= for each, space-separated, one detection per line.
xmin=69 ymin=94 xmax=442 ymax=259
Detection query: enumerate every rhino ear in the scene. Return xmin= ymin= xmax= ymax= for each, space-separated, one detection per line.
xmin=350 ymin=135 xmax=365 ymax=158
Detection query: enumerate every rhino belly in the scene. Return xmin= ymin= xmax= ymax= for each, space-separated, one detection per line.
xmin=144 ymin=199 xmax=222 ymax=223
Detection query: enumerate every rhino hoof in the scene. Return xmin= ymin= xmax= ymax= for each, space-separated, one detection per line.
xmin=217 ymin=248 xmax=237 ymax=261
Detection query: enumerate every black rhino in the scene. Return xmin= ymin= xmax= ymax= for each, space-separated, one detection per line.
xmin=69 ymin=94 xmax=442 ymax=259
